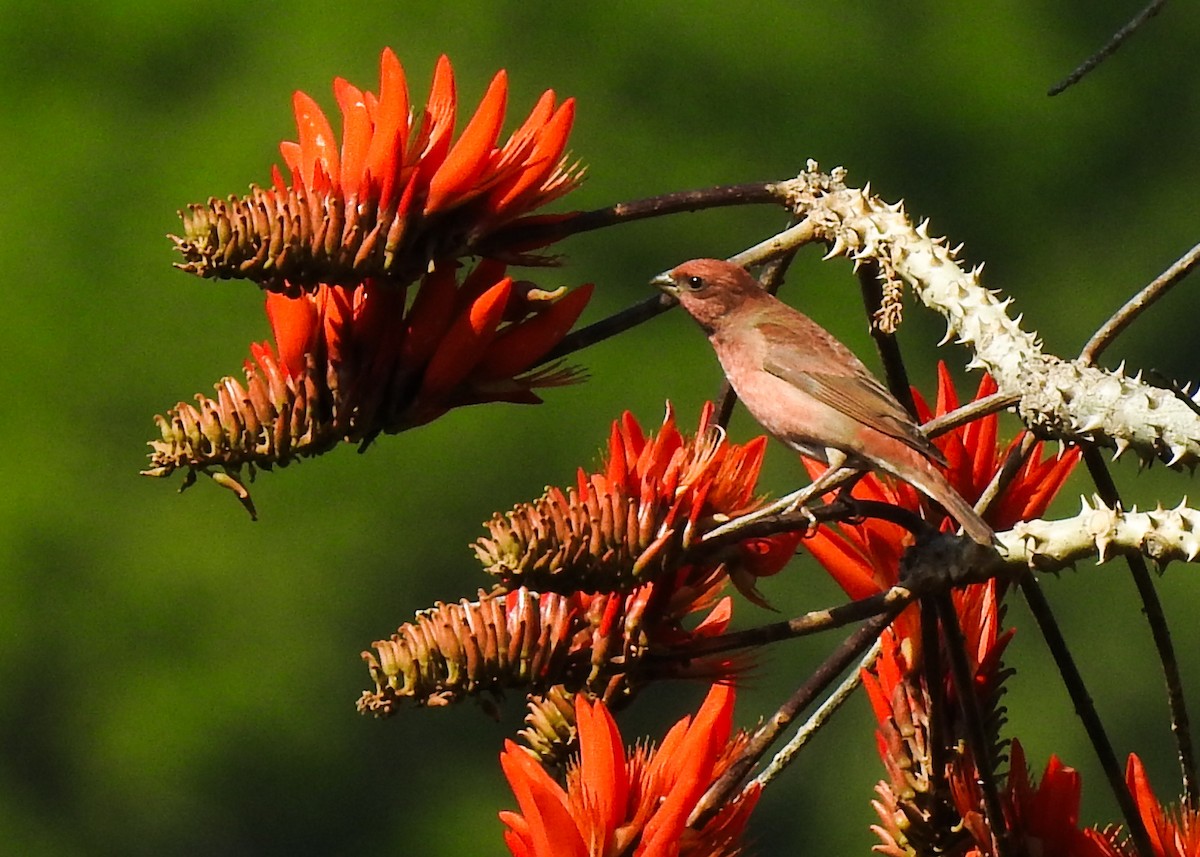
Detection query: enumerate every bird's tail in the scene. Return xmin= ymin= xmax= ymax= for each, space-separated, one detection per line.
xmin=892 ymin=459 xmax=996 ymax=546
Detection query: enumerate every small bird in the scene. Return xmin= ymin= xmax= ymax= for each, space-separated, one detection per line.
xmin=653 ymin=258 xmax=994 ymax=545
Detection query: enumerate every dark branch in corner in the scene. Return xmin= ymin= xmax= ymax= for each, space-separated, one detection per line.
xmin=1047 ymin=0 xmax=1166 ymax=96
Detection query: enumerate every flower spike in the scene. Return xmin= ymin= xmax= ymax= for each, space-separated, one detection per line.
xmin=474 ymin=403 xmax=804 ymax=600
xmin=144 ymin=261 xmax=592 ymax=512
xmin=172 ymin=50 xmax=584 ymax=291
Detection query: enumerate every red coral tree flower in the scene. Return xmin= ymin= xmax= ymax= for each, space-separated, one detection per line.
xmin=174 ymin=48 xmax=584 ymax=289
xmin=1086 ymin=755 xmax=1200 ymax=857
xmin=499 ymin=683 xmax=760 ymax=857
xmin=475 ymin=402 xmax=805 ymax=603
xmin=148 ymin=52 xmax=594 ymax=514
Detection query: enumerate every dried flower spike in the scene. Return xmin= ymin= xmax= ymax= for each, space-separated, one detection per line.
xmin=172 ymin=49 xmax=584 ymax=291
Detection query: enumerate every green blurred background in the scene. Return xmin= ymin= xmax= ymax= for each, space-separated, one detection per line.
xmin=4 ymin=2 xmax=1200 ymax=853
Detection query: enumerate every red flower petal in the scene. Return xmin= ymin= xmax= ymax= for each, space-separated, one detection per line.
xmin=419 ymin=276 xmax=512 ymax=399
xmin=424 ymin=69 xmax=508 ymax=215
xmin=265 ymin=291 xmax=319 ymax=379
xmin=333 ymin=77 xmax=371 ymax=199
xmin=398 ymin=263 xmax=460 ymax=370
xmin=365 ymin=48 xmax=411 ymax=209
xmin=472 ymin=283 xmax=593 ymax=382
xmin=292 ymin=90 xmax=339 ymax=191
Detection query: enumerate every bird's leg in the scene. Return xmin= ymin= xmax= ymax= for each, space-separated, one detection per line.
xmin=784 ymin=449 xmax=849 ymax=513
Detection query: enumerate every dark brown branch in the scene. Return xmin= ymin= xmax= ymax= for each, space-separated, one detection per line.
xmin=1080 ymin=236 xmax=1200 ymax=364
xmin=975 ymin=433 xmax=1037 ymax=524
xmin=1149 ymin=370 xmax=1200 ymax=419
xmin=540 ymin=293 xmax=675 ymax=363
xmin=1048 ymin=0 xmax=1167 ymax=96
xmin=1081 ymin=444 xmax=1197 ymax=809
xmin=857 ymin=258 xmax=919 ymax=418
xmin=689 ymin=608 xmax=899 ymax=827
xmin=696 ymin=499 xmax=935 ymax=559
xmin=921 ymin=596 xmax=950 ymax=814
xmin=653 ymin=581 xmax=915 ymax=663
xmin=478 ymin=182 xmax=784 ymax=252
xmin=1017 ymin=571 xmax=1155 ymax=857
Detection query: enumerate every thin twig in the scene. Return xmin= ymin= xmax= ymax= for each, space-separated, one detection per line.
xmin=747 ymin=637 xmax=881 ymax=792
xmin=1017 ymin=570 xmax=1155 ymax=857
xmin=726 ymin=218 xmax=821 ymax=269
xmin=478 ymin=182 xmax=786 ymax=252
xmin=974 ymin=433 xmax=1037 ymax=523
xmin=689 ymin=609 xmax=899 ymax=827
xmin=1081 ymin=444 xmax=1197 ymax=808
xmin=922 ymin=391 xmax=1020 ymax=440
xmin=1148 ymin=370 xmax=1200 ymax=419
xmin=934 ymin=593 xmax=1013 ymax=857
xmin=540 ymin=293 xmax=673 ymax=362
xmin=857 ymin=258 xmax=919 ymax=418
xmin=653 ymin=582 xmax=916 ymax=662
xmin=1080 ymin=237 xmax=1200 ymax=364
xmin=1047 ymin=0 xmax=1167 ymax=96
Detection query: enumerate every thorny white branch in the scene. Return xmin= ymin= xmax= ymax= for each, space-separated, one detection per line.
xmin=769 ymin=163 xmax=1200 ymax=473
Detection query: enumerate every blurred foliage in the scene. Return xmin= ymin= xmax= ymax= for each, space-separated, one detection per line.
xmin=3 ymin=1 xmax=1200 ymax=854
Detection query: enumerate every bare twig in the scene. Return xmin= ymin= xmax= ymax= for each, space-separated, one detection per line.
xmin=856 ymin=258 xmax=919 ymax=417
xmin=540 ymin=293 xmax=674 ymax=362
xmin=922 ymin=391 xmax=1020 ymax=440
xmin=973 ymin=433 xmax=1037 ymax=524
xmin=689 ymin=608 xmax=899 ymax=827
xmin=1048 ymin=0 xmax=1167 ymax=96
xmin=1081 ymin=444 xmax=1198 ymax=809
xmin=921 ymin=596 xmax=950 ymax=811
xmin=478 ymin=182 xmax=785 ymax=252
xmin=653 ymin=581 xmax=917 ymax=662
xmin=1017 ymin=571 xmax=1155 ymax=857
xmin=1080 ymin=237 xmax=1200 ymax=364
xmin=747 ymin=638 xmax=881 ymax=792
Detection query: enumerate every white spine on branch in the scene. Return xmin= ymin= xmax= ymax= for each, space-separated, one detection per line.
xmin=1002 ymin=495 xmax=1200 ymax=572
xmin=773 ymin=163 xmax=1200 ymax=472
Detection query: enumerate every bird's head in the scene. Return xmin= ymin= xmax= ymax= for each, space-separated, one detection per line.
xmin=652 ymin=258 xmax=766 ymax=332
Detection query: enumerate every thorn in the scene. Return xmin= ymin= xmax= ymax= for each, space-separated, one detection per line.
xmin=1078 ymin=415 xmax=1105 ymax=434
xmin=1112 ymin=438 xmax=1130 ymax=461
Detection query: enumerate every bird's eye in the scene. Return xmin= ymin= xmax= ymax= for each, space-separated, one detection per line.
xmin=685 ymin=275 xmax=704 ymax=291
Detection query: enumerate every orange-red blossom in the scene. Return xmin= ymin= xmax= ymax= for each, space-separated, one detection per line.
xmin=500 ymin=683 xmax=759 ymax=857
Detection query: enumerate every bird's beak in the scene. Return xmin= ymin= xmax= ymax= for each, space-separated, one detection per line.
xmin=651 ymin=272 xmax=679 ymax=297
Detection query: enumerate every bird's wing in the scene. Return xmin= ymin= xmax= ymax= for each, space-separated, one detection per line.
xmin=758 ymin=323 xmax=948 ymax=466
